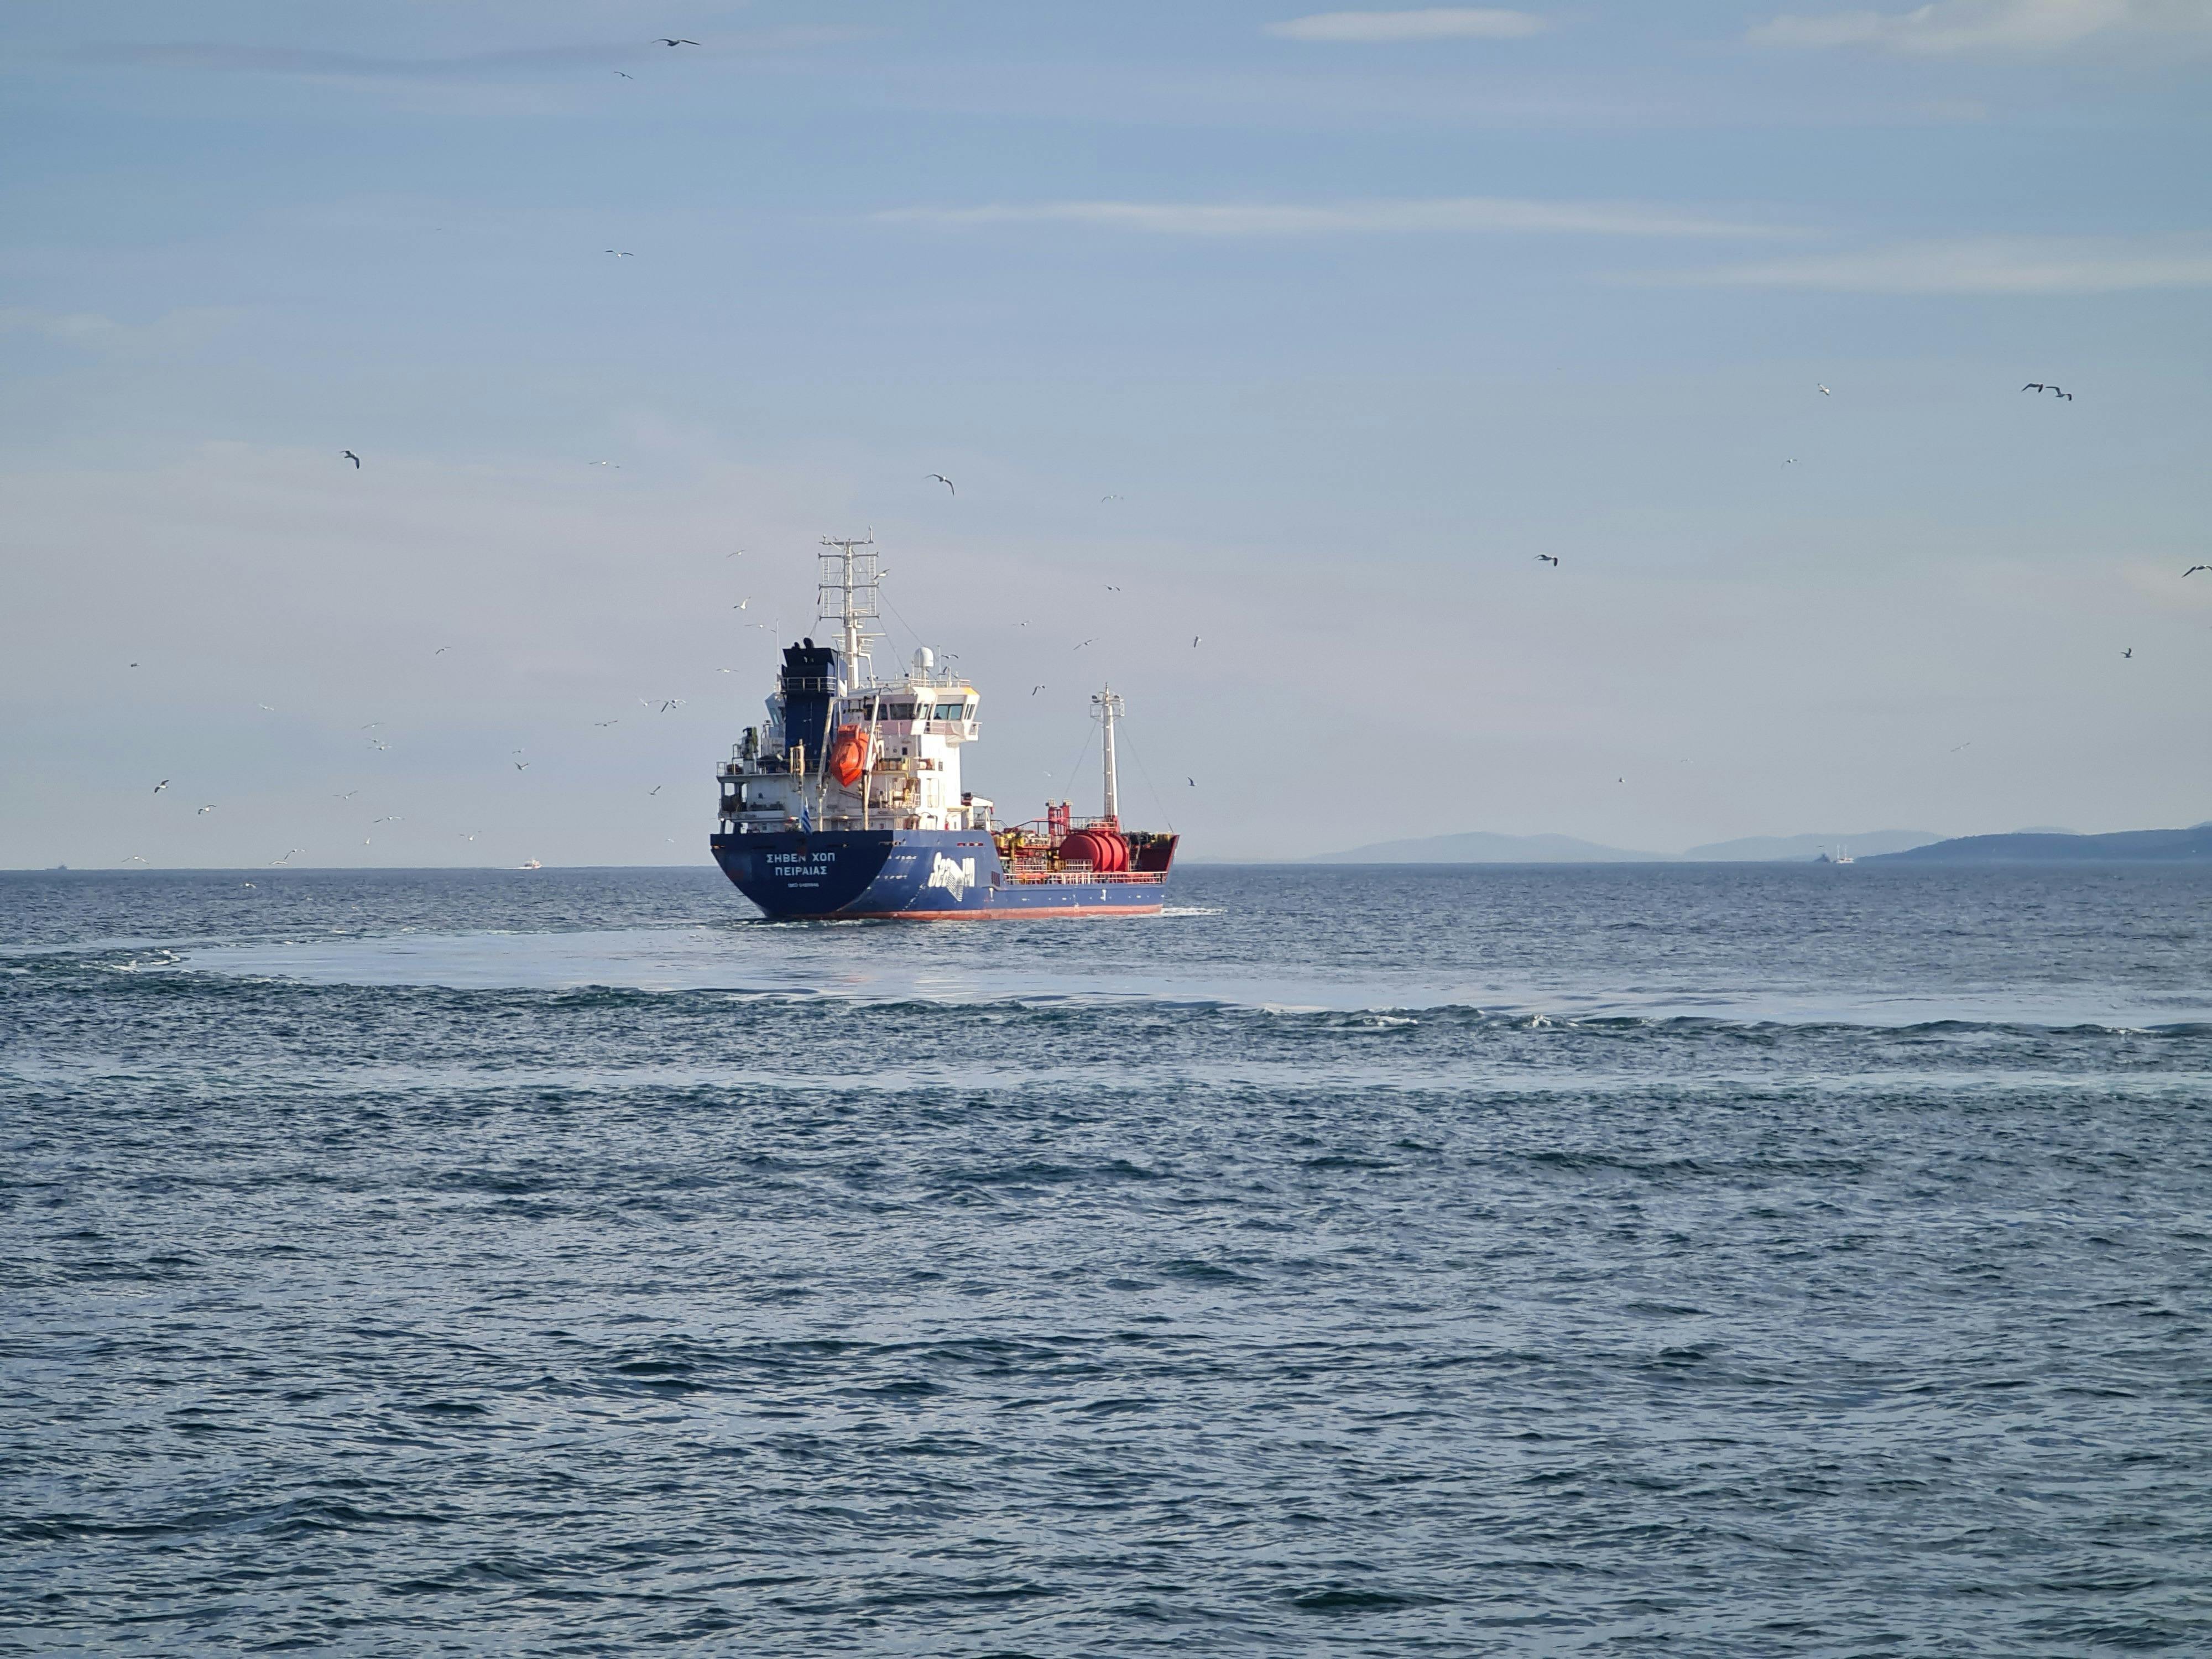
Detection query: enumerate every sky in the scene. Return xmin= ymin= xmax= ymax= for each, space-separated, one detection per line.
xmin=2 ymin=0 xmax=2209 ymax=867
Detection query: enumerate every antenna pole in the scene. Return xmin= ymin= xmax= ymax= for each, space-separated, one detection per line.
xmin=816 ymin=535 xmax=880 ymax=692
xmin=1093 ymin=685 xmax=1123 ymax=824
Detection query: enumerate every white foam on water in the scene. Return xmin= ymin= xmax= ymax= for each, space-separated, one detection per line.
xmin=179 ymin=923 xmax=2212 ymax=1029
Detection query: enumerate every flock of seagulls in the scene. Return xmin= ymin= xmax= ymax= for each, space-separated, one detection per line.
xmin=289 ymin=306 xmax=2175 ymax=859
xmin=128 ymin=637 xmax=713 ymax=864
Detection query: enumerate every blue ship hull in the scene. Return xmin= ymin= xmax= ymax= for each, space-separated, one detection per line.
xmin=711 ymin=829 xmax=1170 ymax=919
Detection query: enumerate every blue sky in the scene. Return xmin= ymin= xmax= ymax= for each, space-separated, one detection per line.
xmin=3 ymin=1 xmax=2209 ymax=865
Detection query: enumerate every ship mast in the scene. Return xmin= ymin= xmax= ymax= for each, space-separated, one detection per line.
xmin=816 ymin=535 xmax=881 ymax=692
xmin=1092 ymin=685 xmax=1123 ymax=824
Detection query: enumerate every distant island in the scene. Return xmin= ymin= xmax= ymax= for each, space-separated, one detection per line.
xmin=1312 ymin=829 xmax=1943 ymax=864
xmin=1308 ymin=824 xmax=2212 ymax=865
xmin=1870 ymin=825 xmax=2212 ymax=863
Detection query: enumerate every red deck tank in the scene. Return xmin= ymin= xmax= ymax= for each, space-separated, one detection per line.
xmin=1059 ymin=826 xmax=1128 ymax=873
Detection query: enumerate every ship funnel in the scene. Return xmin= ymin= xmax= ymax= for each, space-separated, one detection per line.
xmin=779 ymin=641 xmax=841 ymax=765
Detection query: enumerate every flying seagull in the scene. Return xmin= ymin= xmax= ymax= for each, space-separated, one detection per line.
xmin=197 ymin=804 xmax=215 ymax=815
xmin=1031 ymin=684 xmax=1046 ymax=696
xmin=152 ymin=779 xmax=169 ymax=794
xmin=333 ymin=790 xmax=358 ymax=800
xmin=1073 ymin=638 xmax=1095 ymax=651
xmin=649 ymin=785 xmax=662 ymax=796
xmin=929 ymin=473 xmax=955 ymax=495
xmin=614 ymin=70 xmax=633 ymax=79
xmin=1187 ymin=777 xmax=1196 ymax=787
xmin=341 ymin=450 xmax=360 ymax=468
xmin=258 ymin=703 xmax=275 ymax=711
xmin=2122 ymin=648 xmax=2133 ymax=659
xmin=434 ymin=645 xmax=451 ymax=655
xmin=656 ymin=38 xmax=698 ymax=46
xmin=514 ymin=760 xmax=530 ymax=771
xmin=1192 ymin=635 xmax=1201 ymax=647
xmin=272 ymin=849 xmax=304 ymax=865
xmin=1105 ymin=584 xmax=1121 ymax=592
xmin=594 ymin=719 xmax=620 ymax=727
xmin=733 ymin=598 xmax=749 ymax=609
xmin=2184 ymin=565 xmax=2211 ymax=577
xmin=2023 ymin=383 xmax=2044 ymax=393
xmin=1535 ymin=554 xmax=1559 ymax=566
xmin=659 ymin=698 xmax=684 ymax=712
xmin=1818 ymin=384 xmax=1832 ymax=396
xmin=605 ymin=250 xmax=633 ymax=258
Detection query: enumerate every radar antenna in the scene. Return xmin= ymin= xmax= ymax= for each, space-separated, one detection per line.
xmin=817 ymin=535 xmax=881 ymax=692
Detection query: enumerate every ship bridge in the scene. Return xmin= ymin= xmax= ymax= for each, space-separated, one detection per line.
xmin=716 ymin=538 xmax=993 ymax=834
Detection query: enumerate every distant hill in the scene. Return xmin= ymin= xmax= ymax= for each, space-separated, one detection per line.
xmin=1872 ymin=825 xmax=2212 ymax=864
xmin=1310 ymin=827 xmax=1945 ymax=864
xmin=1313 ymin=830 xmax=1667 ymax=864
xmin=1682 ymin=831 xmax=1943 ymax=862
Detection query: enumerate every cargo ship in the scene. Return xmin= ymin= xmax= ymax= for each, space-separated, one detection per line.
xmin=710 ymin=538 xmax=1177 ymax=919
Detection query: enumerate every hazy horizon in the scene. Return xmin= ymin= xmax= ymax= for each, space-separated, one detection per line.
xmin=6 ymin=1 xmax=2209 ymax=869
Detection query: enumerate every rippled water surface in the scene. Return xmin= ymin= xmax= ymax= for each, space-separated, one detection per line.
xmin=4 ymin=863 xmax=2209 ymax=1655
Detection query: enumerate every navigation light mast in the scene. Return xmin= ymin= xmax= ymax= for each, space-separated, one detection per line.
xmin=1092 ymin=685 xmax=1123 ymax=824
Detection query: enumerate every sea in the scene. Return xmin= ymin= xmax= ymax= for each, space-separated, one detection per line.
xmin=3 ymin=862 xmax=2209 ymax=1656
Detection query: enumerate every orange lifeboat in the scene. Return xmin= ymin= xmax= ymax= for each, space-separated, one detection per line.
xmin=1058 ymin=826 xmax=1129 ymax=873
xmin=829 ymin=725 xmax=869 ymax=787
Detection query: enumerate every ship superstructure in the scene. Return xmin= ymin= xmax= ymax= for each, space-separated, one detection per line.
xmin=711 ymin=538 xmax=1176 ymax=918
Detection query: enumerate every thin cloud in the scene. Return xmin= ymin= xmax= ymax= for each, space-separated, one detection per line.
xmin=1749 ymin=0 xmax=2212 ymax=57
xmin=1660 ymin=236 xmax=2212 ymax=293
xmin=72 ymin=30 xmax=864 ymax=81
xmin=1266 ymin=8 xmax=1550 ymax=41
xmin=0 ymin=306 xmax=235 ymax=358
xmin=878 ymin=197 xmax=1785 ymax=239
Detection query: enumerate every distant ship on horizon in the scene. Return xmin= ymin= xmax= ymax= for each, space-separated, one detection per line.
xmin=709 ymin=538 xmax=1177 ymax=919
